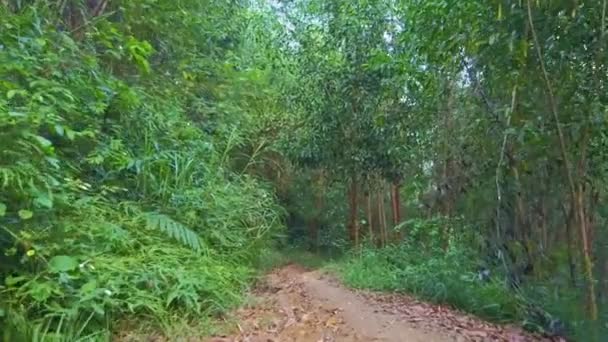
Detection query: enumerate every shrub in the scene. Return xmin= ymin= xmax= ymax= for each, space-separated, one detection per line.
xmin=0 ymin=3 xmax=284 ymax=339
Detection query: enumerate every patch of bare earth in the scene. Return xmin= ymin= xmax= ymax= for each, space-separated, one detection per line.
xmin=208 ymin=264 xmax=563 ymax=342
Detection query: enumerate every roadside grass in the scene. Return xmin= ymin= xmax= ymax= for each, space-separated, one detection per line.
xmin=328 ymin=243 xmax=605 ymax=341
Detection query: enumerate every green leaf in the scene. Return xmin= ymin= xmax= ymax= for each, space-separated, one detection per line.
xmin=6 ymin=89 xmax=26 ymax=99
xmin=33 ymin=135 xmax=53 ymax=148
xmin=5 ymin=276 xmax=27 ymax=286
xmin=18 ymin=209 xmax=33 ymax=220
xmin=66 ymin=128 xmax=76 ymax=141
xmin=80 ymin=280 xmax=97 ymax=294
xmin=0 ymin=203 xmax=6 ymax=217
xmin=34 ymin=193 xmax=53 ymax=209
xmin=143 ymin=212 xmax=203 ymax=252
xmin=92 ymin=303 xmax=105 ymax=315
xmin=54 ymin=124 xmax=65 ymax=136
xmin=45 ymin=157 xmax=60 ymax=169
xmin=29 ymin=281 xmax=55 ymax=301
xmin=48 ymin=255 xmax=78 ymax=273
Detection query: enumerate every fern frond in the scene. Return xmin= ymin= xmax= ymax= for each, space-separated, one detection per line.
xmin=143 ymin=212 xmax=203 ymax=252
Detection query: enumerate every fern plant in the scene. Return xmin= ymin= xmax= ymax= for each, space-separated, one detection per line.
xmin=142 ymin=212 xmax=205 ymax=253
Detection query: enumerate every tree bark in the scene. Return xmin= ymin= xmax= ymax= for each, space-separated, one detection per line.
xmin=540 ymin=199 xmax=548 ymax=254
xmin=390 ymin=181 xmax=402 ymax=240
xmin=366 ymin=185 xmax=374 ymax=245
xmin=378 ymin=186 xmax=387 ymax=247
xmin=561 ymin=203 xmax=577 ymax=287
xmin=308 ymin=219 xmax=318 ymax=252
xmin=348 ymin=176 xmax=359 ymax=247
xmin=512 ymin=165 xmax=534 ymax=271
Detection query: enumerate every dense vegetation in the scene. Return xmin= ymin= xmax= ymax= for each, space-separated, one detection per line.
xmin=1 ymin=0 xmax=607 ymax=341
xmin=0 ymin=1 xmax=285 ymax=340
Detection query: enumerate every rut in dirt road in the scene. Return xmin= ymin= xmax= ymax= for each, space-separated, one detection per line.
xmin=210 ymin=265 xmax=561 ymax=342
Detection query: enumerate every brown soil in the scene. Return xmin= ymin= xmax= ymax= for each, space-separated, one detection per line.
xmin=208 ymin=264 xmax=562 ymax=342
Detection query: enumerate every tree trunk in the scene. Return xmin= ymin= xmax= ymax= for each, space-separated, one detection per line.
xmin=308 ymin=219 xmax=318 ymax=252
xmin=390 ymin=181 xmax=402 ymax=240
xmin=309 ymin=172 xmax=324 ymax=252
xmin=540 ymin=198 xmax=548 ymax=253
xmin=366 ymin=185 xmax=374 ymax=245
xmin=440 ymin=78 xmax=454 ymax=250
xmin=377 ymin=187 xmax=387 ymax=247
xmin=603 ymin=259 xmax=608 ymax=307
xmin=62 ymin=0 xmax=109 ymax=35
xmin=576 ymin=184 xmax=597 ymax=319
xmin=527 ymin=0 xmax=598 ymax=319
xmin=562 ymin=203 xmax=577 ymax=287
xmin=348 ymin=176 xmax=359 ymax=247
xmin=512 ymin=165 xmax=534 ymax=272
xmin=376 ymin=189 xmax=382 ymax=247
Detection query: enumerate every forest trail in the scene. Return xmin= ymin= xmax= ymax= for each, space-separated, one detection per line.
xmin=209 ymin=265 xmax=555 ymax=342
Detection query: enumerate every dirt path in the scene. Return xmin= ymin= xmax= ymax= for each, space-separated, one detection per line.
xmin=209 ymin=264 xmax=560 ymax=342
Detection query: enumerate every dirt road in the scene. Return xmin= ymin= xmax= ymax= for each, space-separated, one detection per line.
xmin=210 ymin=264 xmax=558 ymax=342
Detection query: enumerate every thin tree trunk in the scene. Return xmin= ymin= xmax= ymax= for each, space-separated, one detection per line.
xmin=576 ymin=184 xmax=596 ymax=317
xmin=390 ymin=181 xmax=402 ymax=240
xmin=348 ymin=176 xmax=359 ymax=247
xmin=366 ymin=184 xmax=374 ymax=245
xmin=381 ymin=187 xmax=388 ymax=245
xmin=540 ymin=199 xmax=548 ymax=253
xmin=441 ymin=79 xmax=454 ymax=250
xmin=603 ymin=259 xmax=608 ymax=307
xmin=576 ymin=128 xmax=596 ymax=317
xmin=309 ymin=171 xmax=324 ymax=252
xmin=527 ymin=0 xmax=598 ymax=319
xmin=308 ymin=219 xmax=318 ymax=252
xmin=562 ymin=203 xmax=577 ymax=287
xmin=512 ymin=165 xmax=533 ymax=271
xmin=372 ymin=187 xmax=381 ymax=248
xmin=377 ymin=189 xmax=383 ymax=247
xmin=91 ymin=0 xmax=109 ymax=17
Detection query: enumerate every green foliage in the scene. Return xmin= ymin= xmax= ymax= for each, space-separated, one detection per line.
xmin=1 ymin=193 xmax=270 ymax=339
xmin=273 ymin=0 xmax=608 ymax=339
xmin=335 ymin=218 xmax=606 ymax=340
xmin=0 ymin=1 xmax=286 ymax=339
xmin=336 ymin=235 xmax=521 ymax=323
xmin=2 ymin=0 xmax=607 ymax=340
xmin=255 ymin=247 xmax=330 ymax=272
xmin=143 ymin=213 xmax=204 ymax=253
xmin=282 ymin=0 xmax=410 ymax=179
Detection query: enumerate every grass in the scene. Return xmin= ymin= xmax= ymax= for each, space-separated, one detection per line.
xmin=331 ymin=244 xmax=522 ymax=323
xmin=327 ymin=243 xmax=607 ymax=341
xmin=256 ymin=247 xmax=333 ymax=271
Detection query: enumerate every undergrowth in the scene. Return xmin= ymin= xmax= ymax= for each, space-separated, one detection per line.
xmin=256 ymin=247 xmax=331 ymax=272
xmin=0 ymin=3 xmax=284 ymax=340
xmin=333 ymin=218 xmax=606 ymax=341
xmin=336 ymin=244 xmax=521 ymax=322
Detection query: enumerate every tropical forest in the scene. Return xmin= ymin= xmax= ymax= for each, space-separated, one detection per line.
xmin=1 ymin=0 xmax=607 ymax=341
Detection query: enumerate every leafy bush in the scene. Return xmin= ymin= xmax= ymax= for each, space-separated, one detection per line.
xmin=0 ymin=2 xmax=284 ymax=340
xmin=1 ymin=180 xmax=280 ymax=340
